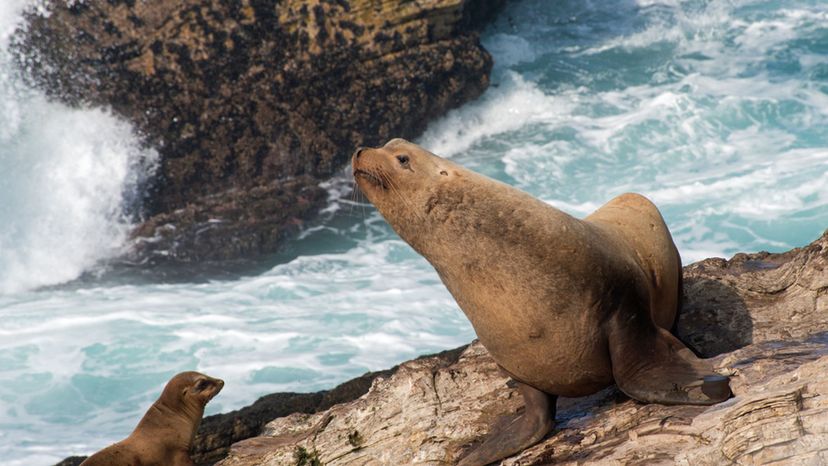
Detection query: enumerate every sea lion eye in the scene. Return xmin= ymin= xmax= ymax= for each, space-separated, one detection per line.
xmin=396 ymin=155 xmax=410 ymax=166
xmin=194 ymin=379 xmax=211 ymax=392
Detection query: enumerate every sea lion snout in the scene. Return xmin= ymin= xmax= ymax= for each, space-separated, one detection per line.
xmin=351 ymin=145 xmax=374 ymax=169
xmin=194 ymin=374 xmax=225 ymax=402
xmin=205 ymin=378 xmax=224 ymax=401
xmin=214 ymin=377 xmax=225 ymax=394
xmin=206 ymin=376 xmax=225 ymax=392
xmin=351 ymin=145 xmax=391 ymax=191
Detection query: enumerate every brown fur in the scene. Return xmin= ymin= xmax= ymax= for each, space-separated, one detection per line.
xmin=353 ymin=139 xmax=730 ymax=464
xmin=80 ymin=372 xmax=224 ymax=466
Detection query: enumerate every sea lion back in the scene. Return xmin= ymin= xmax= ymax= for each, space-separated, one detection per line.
xmin=585 ymin=192 xmax=682 ymax=329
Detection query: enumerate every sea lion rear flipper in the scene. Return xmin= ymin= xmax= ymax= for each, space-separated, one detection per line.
xmin=458 ymin=380 xmax=556 ymax=466
xmin=609 ymin=324 xmax=731 ymax=405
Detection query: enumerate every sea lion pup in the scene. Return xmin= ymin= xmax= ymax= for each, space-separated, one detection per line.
xmin=352 ymin=139 xmax=731 ymax=465
xmin=80 ymin=371 xmax=224 ymax=466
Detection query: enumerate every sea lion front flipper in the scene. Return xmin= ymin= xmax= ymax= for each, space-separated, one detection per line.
xmin=609 ymin=324 xmax=731 ymax=405
xmin=458 ymin=381 xmax=556 ymax=466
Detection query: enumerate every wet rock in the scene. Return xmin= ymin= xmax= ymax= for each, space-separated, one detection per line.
xmin=15 ymin=0 xmax=505 ymax=263
xmin=191 ymin=347 xmax=467 ymax=466
xmin=211 ymin=230 xmax=828 ymax=465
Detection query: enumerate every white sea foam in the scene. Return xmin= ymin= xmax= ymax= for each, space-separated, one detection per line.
xmin=419 ymin=71 xmax=569 ymax=158
xmin=0 ymin=5 xmax=158 ymax=294
xmin=0 ymin=1 xmax=40 ymax=46
xmin=0 ymin=102 xmax=158 ymax=294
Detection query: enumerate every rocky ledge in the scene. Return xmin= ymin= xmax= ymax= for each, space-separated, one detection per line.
xmin=15 ymin=0 xmax=504 ymax=264
xmin=54 ymin=233 xmax=828 ymax=465
xmin=195 ymin=230 xmax=827 ymax=465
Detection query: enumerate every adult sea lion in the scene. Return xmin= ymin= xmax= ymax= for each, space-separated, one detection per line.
xmin=352 ymin=139 xmax=731 ymax=465
xmin=80 ymin=371 xmax=224 ymax=466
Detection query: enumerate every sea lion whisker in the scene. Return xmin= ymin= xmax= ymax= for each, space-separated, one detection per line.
xmin=353 ymin=167 xmax=388 ymax=221
xmin=378 ymin=171 xmax=404 ymax=204
xmin=353 ymin=183 xmax=366 ymax=220
xmin=354 ymin=168 xmax=387 ymax=189
xmin=348 ymin=178 xmax=357 ymax=214
xmin=376 ymin=170 xmax=403 ymax=205
xmin=349 ymin=177 xmax=368 ymax=220
xmin=381 ymin=171 xmax=427 ymax=224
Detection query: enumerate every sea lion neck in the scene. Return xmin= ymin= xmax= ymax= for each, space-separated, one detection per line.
xmin=133 ymin=399 xmax=202 ymax=450
xmin=386 ymin=169 xmax=569 ymax=264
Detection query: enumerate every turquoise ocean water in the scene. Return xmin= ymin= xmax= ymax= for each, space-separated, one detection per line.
xmin=2 ymin=0 xmax=828 ymax=463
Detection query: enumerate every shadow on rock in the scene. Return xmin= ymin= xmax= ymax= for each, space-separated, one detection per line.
xmin=677 ymin=276 xmax=753 ymax=357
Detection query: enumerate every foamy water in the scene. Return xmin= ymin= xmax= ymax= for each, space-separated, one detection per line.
xmin=2 ymin=0 xmax=828 ymax=464
xmin=0 ymin=1 xmax=158 ymax=295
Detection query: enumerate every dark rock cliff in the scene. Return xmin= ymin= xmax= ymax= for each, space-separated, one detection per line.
xmin=15 ymin=0 xmax=504 ymax=263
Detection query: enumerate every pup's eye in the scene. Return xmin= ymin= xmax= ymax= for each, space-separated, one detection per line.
xmin=396 ymin=155 xmax=410 ymax=165
xmin=194 ymin=380 xmax=211 ymax=392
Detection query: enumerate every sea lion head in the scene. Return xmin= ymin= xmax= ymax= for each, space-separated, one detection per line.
xmin=352 ymin=138 xmax=460 ymax=240
xmin=157 ymin=371 xmax=224 ymax=413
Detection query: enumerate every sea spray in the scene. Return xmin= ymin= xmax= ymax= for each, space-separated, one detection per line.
xmin=0 ymin=2 xmax=158 ymax=294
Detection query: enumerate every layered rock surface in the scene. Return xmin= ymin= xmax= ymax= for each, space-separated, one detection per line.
xmin=209 ymin=230 xmax=828 ymax=465
xmin=15 ymin=0 xmax=503 ymax=263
